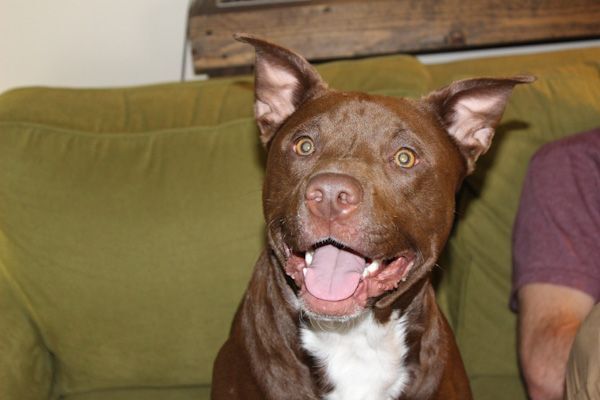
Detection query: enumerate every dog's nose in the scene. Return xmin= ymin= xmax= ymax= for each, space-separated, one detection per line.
xmin=305 ymin=173 xmax=363 ymax=221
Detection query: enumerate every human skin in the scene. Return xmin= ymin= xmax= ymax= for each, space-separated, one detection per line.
xmin=518 ymin=283 xmax=594 ymax=400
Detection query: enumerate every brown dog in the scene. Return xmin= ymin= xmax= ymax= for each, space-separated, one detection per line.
xmin=211 ymin=34 xmax=532 ymax=400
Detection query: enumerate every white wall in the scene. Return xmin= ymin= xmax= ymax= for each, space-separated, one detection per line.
xmin=1 ymin=0 xmax=599 ymax=95
xmin=0 ymin=0 xmax=191 ymax=94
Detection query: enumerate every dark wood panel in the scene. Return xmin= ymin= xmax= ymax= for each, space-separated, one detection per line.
xmin=189 ymin=0 xmax=600 ymax=73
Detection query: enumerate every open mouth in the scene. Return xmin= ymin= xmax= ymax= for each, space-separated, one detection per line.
xmin=285 ymin=238 xmax=415 ymax=318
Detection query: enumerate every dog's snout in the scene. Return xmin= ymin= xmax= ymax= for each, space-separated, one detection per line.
xmin=305 ymin=173 xmax=363 ymax=220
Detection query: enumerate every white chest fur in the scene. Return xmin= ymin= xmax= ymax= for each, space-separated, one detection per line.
xmin=300 ymin=311 xmax=410 ymax=400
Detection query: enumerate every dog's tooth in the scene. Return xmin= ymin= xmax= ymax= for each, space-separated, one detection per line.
xmin=305 ymin=251 xmax=314 ymax=266
xmin=367 ymin=260 xmax=381 ymax=273
xmin=401 ymin=260 xmax=415 ymax=282
xmin=302 ymin=268 xmax=307 ymax=277
xmin=362 ymin=260 xmax=381 ymax=278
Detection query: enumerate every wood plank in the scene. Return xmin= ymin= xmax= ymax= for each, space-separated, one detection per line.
xmin=189 ymin=0 xmax=600 ymax=73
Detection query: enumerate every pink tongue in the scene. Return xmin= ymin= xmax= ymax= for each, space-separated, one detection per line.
xmin=305 ymin=245 xmax=366 ymax=301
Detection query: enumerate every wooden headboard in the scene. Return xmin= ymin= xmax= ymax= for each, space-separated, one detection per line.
xmin=188 ymin=0 xmax=600 ymax=74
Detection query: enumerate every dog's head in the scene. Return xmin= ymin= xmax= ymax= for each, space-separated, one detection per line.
xmin=236 ymin=34 xmax=532 ymax=320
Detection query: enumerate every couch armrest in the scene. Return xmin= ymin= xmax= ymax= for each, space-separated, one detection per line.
xmin=0 ymin=273 xmax=54 ymax=399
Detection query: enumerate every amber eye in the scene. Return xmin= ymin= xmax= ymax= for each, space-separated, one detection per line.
xmin=293 ymin=137 xmax=315 ymax=156
xmin=393 ymin=148 xmax=417 ymax=168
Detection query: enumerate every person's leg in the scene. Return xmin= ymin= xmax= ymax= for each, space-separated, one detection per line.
xmin=566 ymin=304 xmax=600 ymax=399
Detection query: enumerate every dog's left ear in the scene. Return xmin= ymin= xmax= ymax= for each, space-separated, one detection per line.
xmin=235 ymin=33 xmax=328 ymax=146
xmin=425 ymin=76 xmax=534 ymax=174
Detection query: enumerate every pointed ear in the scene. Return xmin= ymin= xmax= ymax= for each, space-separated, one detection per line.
xmin=425 ymin=76 xmax=534 ymax=174
xmin=234 ymin=33 xmax=328 ymax=146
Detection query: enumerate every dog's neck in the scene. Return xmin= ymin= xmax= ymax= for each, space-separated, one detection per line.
xmin=299 ymin=276 xmax=444 ymax=400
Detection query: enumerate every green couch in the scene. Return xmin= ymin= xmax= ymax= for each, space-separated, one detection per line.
xmin=1 ymin=47 xmax=599 ymax=400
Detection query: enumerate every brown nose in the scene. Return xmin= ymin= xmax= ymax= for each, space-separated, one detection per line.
xmin=305 ymin=173 xmax=363 ymax=221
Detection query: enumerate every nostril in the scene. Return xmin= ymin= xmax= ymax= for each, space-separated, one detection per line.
xmin=306 ymin=188 xmax=324 ymax=202
xmin=338 ymin=191 xmax=351 ymax=204
xmin=338 ymin=185 xmax=361 ymax=205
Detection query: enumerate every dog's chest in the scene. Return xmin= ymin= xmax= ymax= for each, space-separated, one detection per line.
xmin=301 ymin=312 xmax=409 ymax=400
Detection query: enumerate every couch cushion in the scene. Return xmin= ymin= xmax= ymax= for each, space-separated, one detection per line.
xmin=0 ymin=119 xmax=264 ymax=396
xmin=0 ymin=275 xmax=54 ymax=400
xmin=434 ymin=53 xmax=600 ymax=400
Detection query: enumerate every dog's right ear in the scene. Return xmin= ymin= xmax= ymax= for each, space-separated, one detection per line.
xmin=424 ymin=75 xmax=535 ymax=174
xmin=235 ymin=33 xmax=328 ymax=146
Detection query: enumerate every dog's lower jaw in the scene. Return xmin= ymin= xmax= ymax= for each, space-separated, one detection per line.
xmin=299 ymin=291 xmax=366 ymax=322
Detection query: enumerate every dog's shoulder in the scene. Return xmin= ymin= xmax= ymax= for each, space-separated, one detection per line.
xmin=300 ymin=311 xmax=410 ymax=400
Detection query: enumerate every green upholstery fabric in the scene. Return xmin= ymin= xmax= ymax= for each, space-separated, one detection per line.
xmin=0 ymin=47 xmax=598 ymax=399
xmin=0 ymin=275 xmax=54 ymax=399
xmin=468 ymin=377 xmax=528 ymax=400
xmin=0 ymin=119 xmax=265 ymax=398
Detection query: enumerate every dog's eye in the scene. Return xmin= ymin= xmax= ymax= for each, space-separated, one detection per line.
xmin=393 ymin=148 xmax=417 ymax=168
xmin=293 ymin=137 xmax=315 ymax=156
